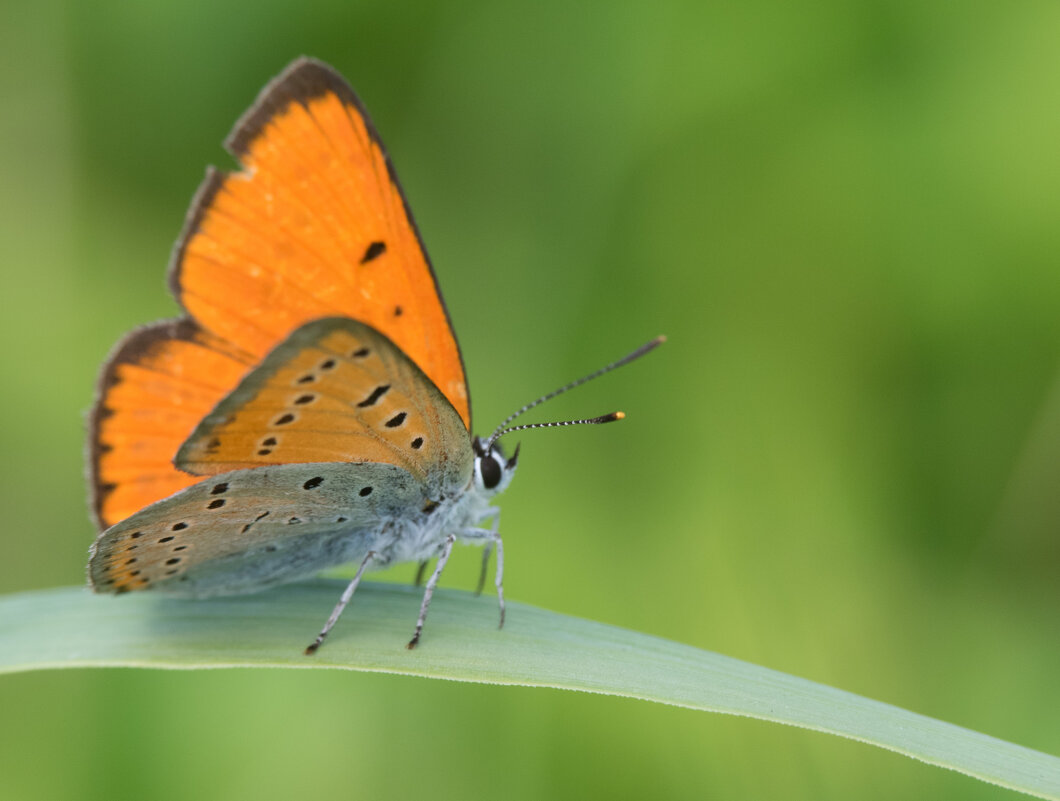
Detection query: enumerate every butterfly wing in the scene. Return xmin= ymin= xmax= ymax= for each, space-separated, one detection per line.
xmin=90 ymin=57 xmax=469 ymax=529
xmin=90 ymin=320 xmax=255 ymax=528
xmin=172 ymin=58 xmax=470 ymax=422
xmin=89 ymin=461 xmax=428 ymax=597
xmin=175 ymin=316 xmax=472 ymax=497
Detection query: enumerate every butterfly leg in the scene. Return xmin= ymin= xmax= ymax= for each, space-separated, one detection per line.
xmin=413 ymin=560 xmax=428 ymax=587
xmin=475 ymin=544 xmax=492 ymax=595
xmin=473 ymin=508 xmax=499 ymax=595
xmin=407 ymin=534 xmax=456 ymax=650
xmin=305 ymin=550 xmax=377 ymax=655
xmin=493 ymin=534 xmax=505 ymax=629
xmin=458 ymin=519 xmax=505 ymax=629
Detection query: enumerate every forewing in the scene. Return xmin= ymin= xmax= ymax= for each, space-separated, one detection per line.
xmin=89 ymin=462 xmax=423 ymax=597
xmin=170 ymin=57 xmax=470 ymax=428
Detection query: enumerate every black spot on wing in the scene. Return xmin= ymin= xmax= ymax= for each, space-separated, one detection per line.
xmin=241 ymin=511 xmax=271 ymax=534
xmin=360 ymin=240 xmax=386 ymax=263
xmin=357 ymin=385 xmax=390 ymax=408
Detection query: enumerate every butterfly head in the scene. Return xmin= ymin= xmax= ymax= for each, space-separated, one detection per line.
xmin=472 ymin=437 xmax=519 ymax=495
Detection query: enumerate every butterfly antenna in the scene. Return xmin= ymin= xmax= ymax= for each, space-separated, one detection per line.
xmin=488 ymin=412 xmax=625 ymax=449
xmin=484 ymin=335 xmax=665 ymax=452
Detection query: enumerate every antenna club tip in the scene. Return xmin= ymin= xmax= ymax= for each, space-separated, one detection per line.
xmin=655 ymin=335 xmax=667 ymax=344
xmin=610 ymin=411 xmax=625 ymax=421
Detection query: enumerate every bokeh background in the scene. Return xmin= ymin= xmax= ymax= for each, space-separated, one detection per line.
xmin=1 ymin=1 xmax=1058 ymax=799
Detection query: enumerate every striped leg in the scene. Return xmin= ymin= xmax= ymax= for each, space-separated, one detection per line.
xmin=407 ymin=534 xmax=456 ymax=649
xmin=305 ymin=550 xmax=376 ymax=655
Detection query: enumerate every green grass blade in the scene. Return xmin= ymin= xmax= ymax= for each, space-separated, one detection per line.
xmin=1 ymin=581 xmax=1057 ymax=799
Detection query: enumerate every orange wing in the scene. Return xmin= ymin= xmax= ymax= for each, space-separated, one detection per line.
xmin=90 ymin=320 xmax=254 ymax=528
xmin=175 ymin=317 xmax=471 ymax=495
xmin=90 ymin=58 xmax=469 ymax=530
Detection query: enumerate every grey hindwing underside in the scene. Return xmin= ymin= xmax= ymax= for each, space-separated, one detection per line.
xmin=89 ymin=461 xmax=425 ymax=597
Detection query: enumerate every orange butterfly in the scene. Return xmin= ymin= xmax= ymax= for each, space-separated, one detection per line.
xmin=87 ymin=57 xmax=662 ymax=653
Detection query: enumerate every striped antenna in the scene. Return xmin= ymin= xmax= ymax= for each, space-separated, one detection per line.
xmin=484 ymin=336 xmax=665 ymax=453
xmin=486 ymin=412 xmax=624 ymax=451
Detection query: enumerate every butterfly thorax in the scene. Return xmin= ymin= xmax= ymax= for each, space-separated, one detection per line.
xmin=375 ymin=441 xmax=516 ymax=567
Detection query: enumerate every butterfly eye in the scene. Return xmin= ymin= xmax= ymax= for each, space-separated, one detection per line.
xmin=479 ymin=454 xmax=502 ymax=490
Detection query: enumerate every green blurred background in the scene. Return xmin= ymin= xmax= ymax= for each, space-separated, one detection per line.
xmin=1 ymin=1 xmax=1058 ymax=798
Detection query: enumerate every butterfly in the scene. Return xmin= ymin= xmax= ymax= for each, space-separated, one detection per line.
xmin=87 ymin=57 xmax=662 ymax=654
